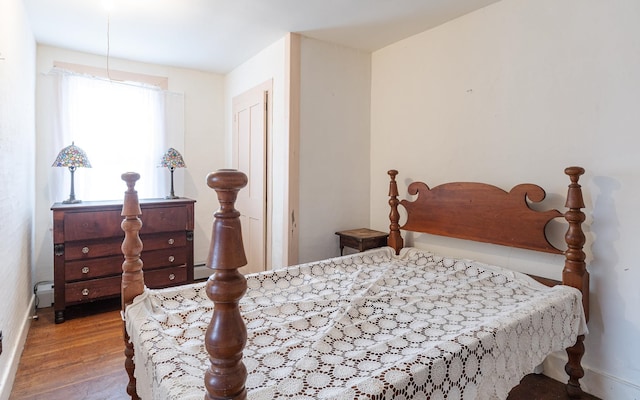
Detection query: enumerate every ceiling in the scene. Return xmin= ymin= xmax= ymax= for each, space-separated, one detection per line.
xmin=24 ymin=0 xmax=501 ymax=74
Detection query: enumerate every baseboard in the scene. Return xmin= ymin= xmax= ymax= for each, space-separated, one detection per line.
xmin=0 ymin=296 xmax=34 ymax=400
xmin=544 ymin=352 xmax=640 ymax=399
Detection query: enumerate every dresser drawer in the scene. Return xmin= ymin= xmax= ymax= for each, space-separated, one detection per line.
xmin=65 ymin=275 xmax=121 ymax=303
xmin=141 ymin=231 xmax=187 ymax=252
xmin=64 ymin=210 xmax=123 ymax=241
xmin=65 ymin=255 xmax=123 ymax=281
xmin=146 ymin=266 xmax=188 ymax=288
xmin=62 ymin=206 xmax=189 ymax=241
xmin=64 ymin=237 xmax=124 ymax=260
xmin=142 ymin=247 xmax=187 ymax=271
xmin=141 ymin=206 xmax=188 ymax=234
xmin=64 ymin=231 xmax=187 ymax=261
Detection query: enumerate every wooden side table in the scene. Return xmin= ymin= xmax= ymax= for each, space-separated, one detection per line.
xmin=335 ymin=228 xmax=389 ymax=255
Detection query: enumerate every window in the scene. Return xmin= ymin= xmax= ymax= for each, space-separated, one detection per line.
xmin=53 ymin=68 xmax=183 ymax=201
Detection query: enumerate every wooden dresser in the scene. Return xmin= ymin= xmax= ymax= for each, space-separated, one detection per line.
xmin=51 ymin=198 xmax=195 ymax=323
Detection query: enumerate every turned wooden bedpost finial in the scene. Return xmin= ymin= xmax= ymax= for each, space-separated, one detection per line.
xmin=562 ymin=166 xmax=588 ymax=399
xmin=563 ymin=166 xmax=588 ymax=320
xmin=388 ymin=170 xmax=404 ymax=254
xmin=204 ymin=169 xmax=249 ymax=400
xmin=121 ymin=171 xmax=144 ymax=309
xmin=120 ymin=172 xmax=143 ymax=400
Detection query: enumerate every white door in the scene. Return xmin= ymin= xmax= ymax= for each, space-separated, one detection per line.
xmin=233 ymin=83 xmax=269 ymax=274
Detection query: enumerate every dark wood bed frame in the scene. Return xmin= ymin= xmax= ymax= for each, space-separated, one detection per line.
xmin=119 ymin=166 xmax=588 ymax=400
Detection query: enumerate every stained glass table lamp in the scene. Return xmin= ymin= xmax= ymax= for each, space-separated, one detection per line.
xmin=52 ymin=142 xmax=92 ymax=204
xmin=160 ymin=148 xmax=186 ymax=199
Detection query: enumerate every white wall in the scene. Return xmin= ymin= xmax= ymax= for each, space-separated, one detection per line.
xmin=225 ymin=35 xmax=372 ymax=267
xmin=34 ymin=46 xmax=225 ymax=282
xmin=225 ymin=36 xmax=288 ymax=269
xmin=370 ymin=0 xmax=640 ymax=398
xmin=0 ymin=0 xmax=36 ymax=398
xmin=298 ymin=37 xmax=371 ymax=262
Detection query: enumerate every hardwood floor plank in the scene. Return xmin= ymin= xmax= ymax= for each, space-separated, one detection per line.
xmin=11 ymin=300 xmax=130 ymax=400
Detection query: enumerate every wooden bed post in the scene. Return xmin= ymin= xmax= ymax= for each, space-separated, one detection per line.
xmin=562 ymin=166 xmax=589 ymax=399
xmin=563 ymin=166 xmax=589 ymax=320
xmin=120 ymin=172 xmax=144 ymax=400
xmin=388 ymin=170 xmax=404 ymax=254
xmin=204 ymin=169 xmax=249 ymax=400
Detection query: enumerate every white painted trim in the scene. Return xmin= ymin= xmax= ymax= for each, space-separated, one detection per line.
xmin=53 ymin=61 xmax=168 ymax=89
xmin=0 ymin=297 xmax=34 ymax=400
xmin=544 ymin=353 xmax=640 ymax=400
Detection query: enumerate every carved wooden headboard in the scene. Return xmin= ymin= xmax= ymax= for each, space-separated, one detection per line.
xmin=389 ymin=173 xmax=563 ymax=254
xmin=387 ymin=167 xmax=588 ymax=318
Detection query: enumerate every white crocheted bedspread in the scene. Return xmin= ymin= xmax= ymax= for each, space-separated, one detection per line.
xmin=125 ymin=247 xmax=587 ymax=400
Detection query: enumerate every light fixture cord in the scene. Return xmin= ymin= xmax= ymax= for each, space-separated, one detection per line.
xmin=106 ymin=12 xmax=112 ymax=80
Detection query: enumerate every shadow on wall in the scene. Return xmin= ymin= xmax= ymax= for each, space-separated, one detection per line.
xmin=586 ymin=175 xmax=631 ymax=377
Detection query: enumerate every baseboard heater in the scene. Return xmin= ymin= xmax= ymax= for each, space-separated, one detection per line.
xmin=34 ymin=281 xmax=54 ymax=309
xmin=193 ymin=263 xmax=210 ymax=281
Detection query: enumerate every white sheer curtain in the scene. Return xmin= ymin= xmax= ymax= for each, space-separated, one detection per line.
xmin=52 ymin=70 xmax=183 ymax=201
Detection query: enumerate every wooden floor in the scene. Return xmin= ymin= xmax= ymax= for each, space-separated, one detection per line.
xmin=11 ymin=299 xmax=600 ymax=400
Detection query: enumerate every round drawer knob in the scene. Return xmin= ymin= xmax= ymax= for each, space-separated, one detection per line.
xmin=168 ymin=255 xmax=175 ymax=263
xmin=167 ymin=238 xmax=175 ymax=245
xmin=81 ymin=266 xmax=90 ymax=274
xmin=81 ymin=288 xmax=90 ymax=296
xmin=169 ymin=273 xmax=176 ymax=281
xmin=82 ymin=246 xmax=90 ymax=254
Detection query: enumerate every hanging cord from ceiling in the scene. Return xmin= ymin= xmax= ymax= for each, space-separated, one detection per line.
xmin=106 ymin=11 xmax=112 ymax=80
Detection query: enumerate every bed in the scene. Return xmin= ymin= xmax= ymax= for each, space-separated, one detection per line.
xmin=119 ymin=166 xmax=589 ymax=400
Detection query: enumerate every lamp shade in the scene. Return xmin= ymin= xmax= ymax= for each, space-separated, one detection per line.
xmin=160 ymin=148 xmax=186 ymax=199
xmin=52 ymin=142 xmax=91 ymax=204
xmin=52 ymin=142 xmax=92 ymax=168
xmin=160 ymin=148 xmax=186 ymax=169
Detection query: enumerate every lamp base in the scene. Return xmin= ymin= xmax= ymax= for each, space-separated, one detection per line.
xmin=62 ymin=198 xmax=82 ymax=204
xmin=165 ymin=168 xmax=179 ymax=200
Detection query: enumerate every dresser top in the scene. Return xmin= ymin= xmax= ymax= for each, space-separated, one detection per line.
xmin=51 ymin=197 xmax=196 ymax=211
